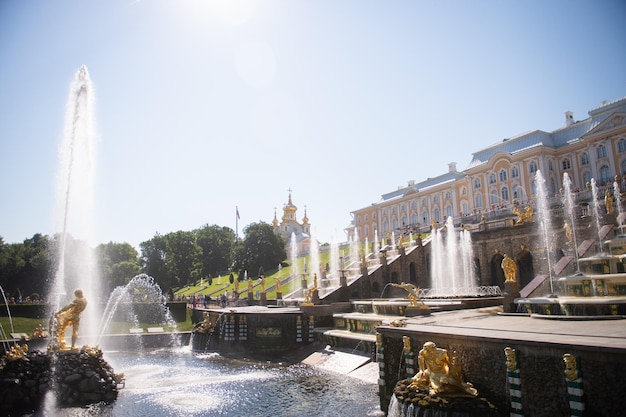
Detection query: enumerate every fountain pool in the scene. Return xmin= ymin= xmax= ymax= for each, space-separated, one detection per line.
xmin=29 ymin=347 xmax=382 ymax=417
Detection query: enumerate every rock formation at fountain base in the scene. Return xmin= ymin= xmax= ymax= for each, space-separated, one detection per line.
xmin=0 ymin=345 xmax=121 ymax=415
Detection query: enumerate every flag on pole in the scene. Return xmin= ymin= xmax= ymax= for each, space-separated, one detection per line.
xmin=236 ymin=207 xmax=240 ymax=219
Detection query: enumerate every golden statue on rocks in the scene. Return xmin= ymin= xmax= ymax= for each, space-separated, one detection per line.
xmin=501 ymin=254 xmax=518 ymax=283
xmin=54 ymin=289 xmax=87 ymax=350
xmin=409 ymin=341 xmax=478 ymax=397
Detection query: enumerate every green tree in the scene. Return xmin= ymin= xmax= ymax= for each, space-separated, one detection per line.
xmin=140 ymin=234 xmax=171 ymax=288
xmin=233 ymin=222 xmax=286 ymax=276
xmin=164 ymin=230 xmax=200 ymax=288
xmin=96 ymin=242 xmax=141 ymax=293
xmin=195 ymin=224 xmax=236 ymax=277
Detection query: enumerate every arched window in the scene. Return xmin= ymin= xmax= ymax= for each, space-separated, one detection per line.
xmin=433 ymin=208 xmax=441 ymax=222
xmin=474 ymin=178 xmax=481 ymax=189
xmin=461 ymin=201 xmax=468 ymax=214
xmin=489 ymin=173 xmax=497 ymax=184
xmin=490 ymin=189 xmax=498 ymax=205
xmin=581 ymin=153 xmax=589 ymax=165
xmin=446 ymin=205 xmax=453 ymax=218
xmin=529 ymin=161 xmax=538 ymax=173
xmin=598 ymin=145 xmax=607 ymax=158
xmin=513 ymin=184 xmax=521 ymax=200
xmin=445 ymin=191 xmax=451 ymax=200
xmin=562 ymin=158 xmax=571 ymax=170
xmin=619 ymin=139 xmax=626 ymax=153
xmin=364 ymin=214 xmax=369 ymax=222
xmin=511 ymin=166 xmax=519 ymax=178
xmin=412 ymin=213 xmax=418 ymax=225
xmin=461 ymin=187 xmax=467 ymax=196
xmin=475 ymin=193 xmax=483 ymax=208
xmin=501 ymin=186 xmax=509 ymax=201
xmin=499 ymin=169 xmax=507 ymax=182
xmin=600 ymin=165 xmax=611 ymax=184
xmin=422 ymin=211 xmax=429 ymax=224
xmin=583 ymin=171 xmax=592 ymax=186
xmin=364 ymin=224 xmax=369 ymax=238
xmin=357 ymin=216 xmax=361 ymax=224
xmin=621 ymin=160 xmax=626 ymax=176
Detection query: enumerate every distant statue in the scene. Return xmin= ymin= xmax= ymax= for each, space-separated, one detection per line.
xmin=403 ymin=336 xmax=412 ymax=354
xmin=301 ymin=289 xmax=314 ymax=306
xmin=260 ymin=275 xmax=266 ymax=292
xmin=512 ymin=205 xmax=533 ymax=224
xmin=409 ymin=341 xmax=478 ymax=397
xmin=247 ymin=278 xmax=253 ymax=294
xmin=504 ymin=347 xmax=518 ymax=371
xmin=564 ymin=221 xmax=573 ymax=243
xmin=605 ymin=189 xmax=614 ymax=214
xmin=234 ymin=278 xmax=239 ymax=293
xmin=312 ymin=273 xmax=318 ymax=290
xmin=55 ymin=289 xmax=87 ymax=350
xmin=275 ymin=278 xmax=282 ymax=293
xmin=501 ymin=254 xmax=518 ymax=283
xmin=563 ymin=353 xmax=579 ymax=381
xmin=194 ymin=312 xmax=214 ymax=333
xmin=431 ymin=220 xmax=437 ymax=231
xmin=390 ymin=282 xmax=425 ymax=307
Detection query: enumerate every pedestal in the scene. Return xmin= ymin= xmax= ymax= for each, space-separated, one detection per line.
xmin=311 ymin=289 xmax=320 ymax=304
xmin=247 ymin=293 xmax=253 ymax=305
xmin=276 ymin=292 xmax=282 ymax=300
xmin=405 ymin=305 xmax=431 ymax=317
xmin=260 ymin=292 xmax=267 ymax=306
xmin=504 ymin=280 xmax=520 ymax=313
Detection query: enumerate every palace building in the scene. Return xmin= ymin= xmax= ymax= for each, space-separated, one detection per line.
xmin=349 ymin=96 xmax=626 ymax=241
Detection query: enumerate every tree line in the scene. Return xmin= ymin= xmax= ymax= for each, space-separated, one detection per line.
xmin=0 ymin=222 xmax=286 ymax=302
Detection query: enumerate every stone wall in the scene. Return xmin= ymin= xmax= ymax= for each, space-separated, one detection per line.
xmin=377 ymin=329 xmax=626 ymax=417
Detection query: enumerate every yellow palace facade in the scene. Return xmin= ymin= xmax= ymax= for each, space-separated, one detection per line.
xmin=349 ymin=96 xmax=626 ymax=241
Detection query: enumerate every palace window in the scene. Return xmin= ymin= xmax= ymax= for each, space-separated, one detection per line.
xmin=475 ymin=193 xmax=483 ymax=208
xmin=511 ymin=166 xmax=519 ymax=178
xmin=562 ymin=158 xmax=571 ymax=170
xmin=501 ymin=186 xmax=509 ymax=201
xmin=489 ymin=173 xmax=496 ymax=184
xmin=474 ymin=178 xmax=481 ymax=189
xmin=600 ymin=165 xmax=611 ymax=184
xmin=499 ymin=169 xmax=507 ymax=182
xmin=445 ymin=191 xmax=451 ymax=200
xmin=581 ymin=153 xmax=589 ymax=165
xmin=619 ymin=139 xmax=626 ymax=153
xmin=529 ymin=161 xmax=538 ymax=173
xmin=598 ymin=145 xmax=607 ymax=158
xmin=490 ymin=189 xmax=498 ymax=205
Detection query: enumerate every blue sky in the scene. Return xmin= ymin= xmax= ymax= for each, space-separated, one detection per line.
xmin=1 ymin=0 xmax=625 ymax=249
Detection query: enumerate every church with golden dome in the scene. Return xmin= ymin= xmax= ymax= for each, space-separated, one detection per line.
xmin=272 ymin=191 xmax=312 ymax=253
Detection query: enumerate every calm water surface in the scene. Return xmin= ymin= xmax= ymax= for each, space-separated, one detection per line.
xmin=33 ymin=347 xmax=382 ymax=417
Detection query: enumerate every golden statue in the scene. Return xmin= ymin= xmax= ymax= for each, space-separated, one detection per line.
xmin=409 ymin=341 xmax=478 ymax=397
xmin=234 ymin=278 xmax=239 ymax=293
xmin=501 ymin=254 xmax=517 ymax=283
xmin=55 ymin=289 xmax=87 ymax=350
xmin=4 ymin=344 xmax=28 ymax=361
xmin=605 ymin=189 xmax=614 ymax=214
xmin=564 ymin=220 xmax=573 ymax=243
xmin=504 ymin=347 xmax=517 ymax=371
xmin=275 ymin=278 xmax=281 ymax=293
xmin=512 ymin=205 xmax=533 ymax=224
xmin=301 ymin=288 xmax=314 ymax=306
xmin=403 ymin=336 xmax=412 ymax=354
xmin=247 ymin=278 xmax=253 ymax=294
xmin=260 ymin=275 xmax=266 ymax=292
xmin=563 ymin=353 xmax=579 ymax=381
xmin=30 ymin=324 xmax=48 ymax=339
xmin=390 ymin=282 xmax=425 ymax=307
xmin=194 ymin=311 xmax=215 ymax=333
xmin=312 ymin=273 xmax=318 ymax=290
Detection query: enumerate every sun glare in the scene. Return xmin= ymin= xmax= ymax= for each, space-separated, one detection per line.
xmin=185 ymin=0 xmax=254 ymax=27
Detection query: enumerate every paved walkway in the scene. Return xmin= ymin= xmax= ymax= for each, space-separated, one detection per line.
xmin=390 ymin=306 xmax=626 ymax=352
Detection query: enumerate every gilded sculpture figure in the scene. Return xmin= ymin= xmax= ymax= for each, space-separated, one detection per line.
xmin=409 ymin=341 xmax=478 ymax=397
xmin=605 ymin=189 xmax=614 ymax=214
xmin=275 ymin=278 xmax=281 ymax=293
xmin=55 ymin=289 xmax=87 ymax=350
xmin=563 ymin=353 xmax=579 ymax=381
xmin=512 ymin=205 xmax=534 ymax=224
xmin=390 ymin=282 xmax=425 ymax=307
xmin=504 ymin=347 xmax=517 ymax=371
xmin=501 ymin=254 xmax=517 ymax=283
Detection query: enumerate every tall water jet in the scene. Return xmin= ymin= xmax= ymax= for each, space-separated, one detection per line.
xmin=430 ymin=216 xmax=477 ymax=296
xmin=590 ymin=179 xmax=604 ymax=251
xmin=535 ymin=170 xmax=555 ymax=294
xmin=51 ymin=65 xmax=100 ymax=340
xmin=562 ymin=173 xmax=580 ymax=272
xmin=373 ymin=229 xmax=380 ymax=254
xmin=290 ymin=233 xmax=300 ymax=280
xmin=614 ymin=180 xmax=624 ymax=230
xmin=308 ymin=228 xmax=321 ymax=282
xmin=349 ymin=229 xmax=360 ymax=270
xmin=329 ymin=233 xmax=340 ymax=279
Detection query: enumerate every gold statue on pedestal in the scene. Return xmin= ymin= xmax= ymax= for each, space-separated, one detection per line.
xmin=275 ymin=278 xmax=281 ymax=293
xmin=501 ymin=254 xmax=517 ymax=283
xmin=54 ymin=289 xmax=87 ymax=350
xmin=408 ymin=341 xmax=478 ymax=397
xmin=512 ymin=205 xmax=534 ymax=224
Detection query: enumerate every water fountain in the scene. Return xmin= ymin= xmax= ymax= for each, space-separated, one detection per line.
xmin=430 ymin=216 xmax=478 ymax=296
xmin=515 ymin=172 xmax=626 ymax=316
